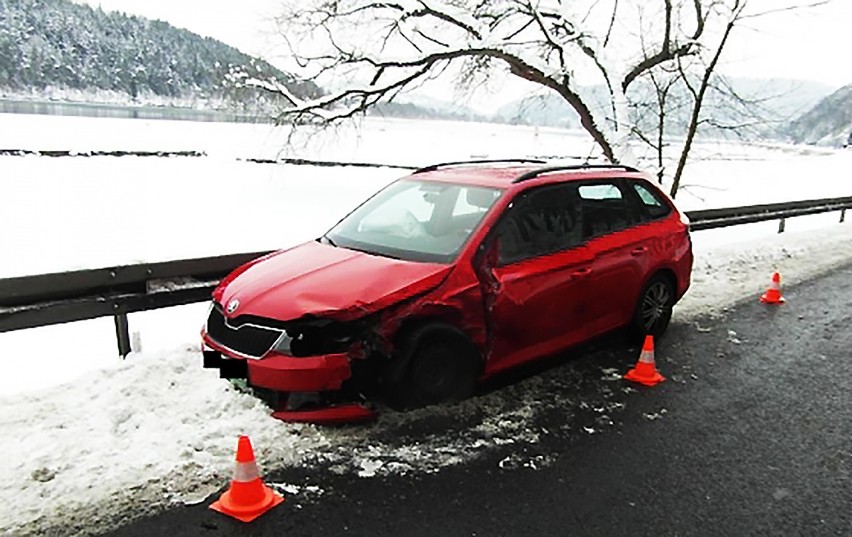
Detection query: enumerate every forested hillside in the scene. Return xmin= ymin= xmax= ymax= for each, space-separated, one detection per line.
xmin=0 ymin=0 xmax=318 ymax=104
xmin=787 ymin=84 xmax=852 ymax=147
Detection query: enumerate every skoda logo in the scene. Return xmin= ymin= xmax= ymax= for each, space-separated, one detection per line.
xmin=225 ymin=299 xmax=240 ymax=315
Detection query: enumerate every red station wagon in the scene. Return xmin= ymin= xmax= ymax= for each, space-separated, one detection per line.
xmin=202 ymin=160 xmax=693 ymax=423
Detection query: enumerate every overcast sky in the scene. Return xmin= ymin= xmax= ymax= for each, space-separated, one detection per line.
xmin=75 ymin=0 xmax=850 ymax=108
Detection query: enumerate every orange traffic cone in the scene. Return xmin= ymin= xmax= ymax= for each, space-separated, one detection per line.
xmin=760 ymin=272 xmax=785 ymax=304
xmin=624 ymin=335 xmax=665 ymax=387
xmin=210 ymin=435 xmax=284 ymax=522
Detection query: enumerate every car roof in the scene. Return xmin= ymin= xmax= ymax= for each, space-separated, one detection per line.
xmin=406 ymin=162 xmax=647 ymax=189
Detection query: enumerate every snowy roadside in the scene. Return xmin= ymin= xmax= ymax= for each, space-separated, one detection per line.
xmin=2 ymin=222 xmax=851 ymax=535
xmin=678 ymin=222 xmax=852 ymax=320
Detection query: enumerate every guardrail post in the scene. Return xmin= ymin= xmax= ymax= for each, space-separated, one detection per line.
xmin=777 ymin=217 xmax=786 ymax=233
xmin=114 ymin=313 xmax=131 ymax=358
xmin=842 ymin=208 xmax=847 ymax=223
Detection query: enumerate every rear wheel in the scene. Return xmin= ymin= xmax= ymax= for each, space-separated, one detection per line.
xmin=632 ymin=274 xmax=675 ymax=338
xmin=384 ymin=324 xmax=480 ymax=409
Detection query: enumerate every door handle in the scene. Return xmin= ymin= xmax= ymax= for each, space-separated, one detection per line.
xmin=571 ymin=267 xmax=592 ymax=278
xmin=631 ymin=247 xmax=648 ymax=256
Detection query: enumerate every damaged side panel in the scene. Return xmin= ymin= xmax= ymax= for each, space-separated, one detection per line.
xmin=375 ymin=272 xmax=490 ymax=356
xmin=475 ymin=242 xmax=596 ymax=376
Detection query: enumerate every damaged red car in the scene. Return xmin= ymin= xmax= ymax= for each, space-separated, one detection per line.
xmin=202 ymin=160 xmax=692 ymax=423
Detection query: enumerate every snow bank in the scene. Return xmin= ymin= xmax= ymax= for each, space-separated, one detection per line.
xmin=679 ymin=222 xmax=852 ymax=319
xmin=0 ymin=346 xmax=330 ymax=534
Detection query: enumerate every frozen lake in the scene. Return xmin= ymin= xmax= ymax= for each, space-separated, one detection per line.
xmin=1 ymin=112 xmax=850 ymax=278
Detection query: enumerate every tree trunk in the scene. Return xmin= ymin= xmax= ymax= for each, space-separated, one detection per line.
xmin=670 ymin=19 xmax=736 ymax=198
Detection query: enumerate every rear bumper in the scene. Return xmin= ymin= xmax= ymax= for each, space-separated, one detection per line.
xmin=677 ymin=246 xmax=694 ymax=301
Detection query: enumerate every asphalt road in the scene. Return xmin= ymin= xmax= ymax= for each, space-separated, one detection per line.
xmin=107 ymin=262 xmax=852 ymax=537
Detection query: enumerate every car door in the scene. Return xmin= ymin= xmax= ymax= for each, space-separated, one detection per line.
xmin=477 ymin=183 xmax=594 ymax=375
xmin=576 ymin=180 xmax=652 ymax=336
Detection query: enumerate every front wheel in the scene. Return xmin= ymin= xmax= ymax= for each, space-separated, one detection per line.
xmin=384 ymin=324 xmax=480 ymax=409
xmin=631 ymin=275 xmax=675 ymax=338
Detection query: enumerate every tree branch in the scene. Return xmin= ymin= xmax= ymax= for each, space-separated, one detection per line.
xmin=622 ymin=0 xmax=706 ymax=91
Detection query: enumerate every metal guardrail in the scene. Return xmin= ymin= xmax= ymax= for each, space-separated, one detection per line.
xmin=686 ymin=195 xmax=852 ymax=232
xmin=1 ymin=195 xmax=850 ymax=356
xmin=0 ymin=251 xmax=268 ymax=355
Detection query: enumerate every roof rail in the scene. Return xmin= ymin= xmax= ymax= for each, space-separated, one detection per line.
xmin=412 ymin=158 xmax=547 ymax=175
xmin=511 ymin=163 xmax=640 ymax=183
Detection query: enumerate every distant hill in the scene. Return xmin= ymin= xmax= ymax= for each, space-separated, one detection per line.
xmin=372 ymin=94 xmax=491 ymax=122
xmin=495 ymin=78 xmax=836 ymax=137
xmin=0 ymin=0 xmax=319 ymax=108
xmin=494 ymin=92 xmax=587 ymax=129
xmin=726 ymin=78 xmax=836 ymax=119
xmin=787 ymin=84 xmax=852 ymax=147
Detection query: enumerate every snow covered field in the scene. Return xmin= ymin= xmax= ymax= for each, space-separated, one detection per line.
xmin=1 ymin=113 xmax=851 ymax=535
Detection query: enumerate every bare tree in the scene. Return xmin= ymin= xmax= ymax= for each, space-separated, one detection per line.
xmin=626 ymin=0 xmax=829 ymax=197
xmin=248 ymin=0 xmax=719 ymax=163
xmin=241 ymin=0 xmax=829 ymax=196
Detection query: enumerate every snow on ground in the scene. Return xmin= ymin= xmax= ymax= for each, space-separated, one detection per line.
xmin=1 ymin=113 xmax=851 ymax=534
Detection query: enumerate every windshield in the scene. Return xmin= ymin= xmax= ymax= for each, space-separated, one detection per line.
xmin=325 ymin=179 xmax=503 ymax=263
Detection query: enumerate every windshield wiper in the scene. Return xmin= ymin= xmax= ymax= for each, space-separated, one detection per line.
xmin=343 ymin=243 xmax=401 ymax=260
xmin=320 ymin=236 xmax=404 ymax=260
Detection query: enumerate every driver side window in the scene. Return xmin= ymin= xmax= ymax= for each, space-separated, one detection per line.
xmin=496 ymin=184 xmax=583 ymax=265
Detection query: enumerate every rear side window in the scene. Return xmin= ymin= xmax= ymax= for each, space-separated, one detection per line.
xmin=578 ymin=181 xmax=640 ymax=238
xmin=630 ymin=181 xmax=672 ymax=220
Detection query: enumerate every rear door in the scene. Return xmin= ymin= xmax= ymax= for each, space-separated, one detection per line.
xmin=576 ymin=180 xmax=651 ymax=335
xmin=478 ymin=183 xmax=594 ymax=374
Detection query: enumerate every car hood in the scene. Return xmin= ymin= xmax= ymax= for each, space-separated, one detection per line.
xmin=217 ymin=241 xmax=452 ymax=322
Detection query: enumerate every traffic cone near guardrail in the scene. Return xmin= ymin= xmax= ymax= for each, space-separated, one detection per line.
xmin=624 ymin=335 xmax=665 ymax=387
xmin=760 ymin=271 xmax=786 ymax=305
xmin=210 ymin=435 xmax=284 ymax=523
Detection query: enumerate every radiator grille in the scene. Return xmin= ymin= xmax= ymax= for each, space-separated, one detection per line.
xmin=206 ymin=305 xmax=282 ymax=359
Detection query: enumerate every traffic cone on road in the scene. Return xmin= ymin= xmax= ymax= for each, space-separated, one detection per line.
xmin=210 ymin=435 xmax=284 ymax=523
xmin=624 ymin=335 xmax=665 ymax=387
xmin=760 ymin=272 xmax=786 ymax=305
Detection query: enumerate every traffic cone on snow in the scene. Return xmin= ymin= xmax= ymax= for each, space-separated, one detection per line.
xmin=210 ymin=435 xmax=284 ymax=522
xmin=760 ymin=272 xmax=785 ymax=304
xmin=624 ymin=335 xmax=665 ymax=387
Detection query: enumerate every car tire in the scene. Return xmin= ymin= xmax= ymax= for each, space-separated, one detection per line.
xmin=384 ymin=324 xmax=480 ymax=410
xmin=631 ymin=274 xmax=675 ymax=339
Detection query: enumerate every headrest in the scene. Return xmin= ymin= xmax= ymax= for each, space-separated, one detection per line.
xmin=466 ymin=188 xmax=498 ymax=209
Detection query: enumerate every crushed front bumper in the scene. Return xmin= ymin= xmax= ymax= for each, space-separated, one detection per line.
xmin=202 ymin=334 xmax=376 ymax=424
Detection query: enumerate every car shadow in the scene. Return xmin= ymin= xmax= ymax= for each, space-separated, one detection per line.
xmin=475 ymin=328 xmax=640 ymax=398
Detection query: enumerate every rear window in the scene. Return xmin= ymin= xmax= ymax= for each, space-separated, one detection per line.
xmin=630 ymin=181 xmax=671 ymax=220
